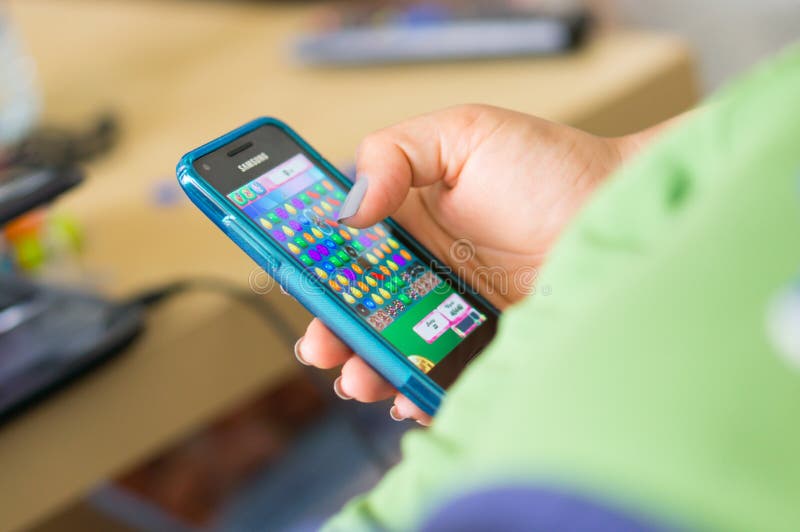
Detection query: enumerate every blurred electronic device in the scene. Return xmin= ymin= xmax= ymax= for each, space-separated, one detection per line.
xmin=0 ymin=275 xmax=143 ymax=422
xmin=293 ymin=0 xmax=590 ymax=65
xmin=0 ymin=163 xmax=143 ymax=423
xmin=0 ymin=164 xmax=83 ymax=222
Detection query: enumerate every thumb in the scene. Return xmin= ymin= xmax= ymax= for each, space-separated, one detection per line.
xmin=337 ymin=112 xmax=453 ymax=227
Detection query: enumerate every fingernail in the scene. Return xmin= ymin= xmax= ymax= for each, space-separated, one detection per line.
xmin=337 ymin=177 xmax=368 ymax=222
xmin=389 ymin=405 xmax=406 ymax=422
xmin=294 ymin=338 xmax=310 ymax=366
xmin=333 ymin=376 xmax=352 ymax=400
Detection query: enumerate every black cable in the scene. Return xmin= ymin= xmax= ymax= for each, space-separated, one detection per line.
xmin=127 ymin=277 xmax=395 ymax=472
xmin=128 ymin=278 xmax=298 ymax=347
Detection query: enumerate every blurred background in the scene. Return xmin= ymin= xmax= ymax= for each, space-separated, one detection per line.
xmin=0 ymin=1 xmax=795 ymax=531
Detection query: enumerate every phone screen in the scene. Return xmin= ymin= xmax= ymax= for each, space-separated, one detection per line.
xmin=196 ymin=124 xmax=496 ymax=386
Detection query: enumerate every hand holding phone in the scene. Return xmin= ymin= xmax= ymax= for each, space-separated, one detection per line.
xmin=296 ymin=105 xmax=625 ymax=423
xmin=179 ymin=105 xmax=620 ymax=424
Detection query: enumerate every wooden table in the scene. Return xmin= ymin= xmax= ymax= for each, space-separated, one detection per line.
xmin=2 ymin=1 xmax=698 ymax=530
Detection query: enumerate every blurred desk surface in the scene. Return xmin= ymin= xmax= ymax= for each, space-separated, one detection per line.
xmin=2 ymin=1 xmax=698 ymax=530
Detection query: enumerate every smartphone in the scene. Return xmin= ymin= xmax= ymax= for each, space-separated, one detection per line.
xmin=177 ymin=118 xmax=498 ymax=415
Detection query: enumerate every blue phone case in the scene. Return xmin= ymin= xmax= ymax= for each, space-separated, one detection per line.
xmin=178 ymin=118 xmax=483 ymax=415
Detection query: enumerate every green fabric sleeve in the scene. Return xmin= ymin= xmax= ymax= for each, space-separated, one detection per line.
xmin=326 ymin=44 xmax=800 ymax=532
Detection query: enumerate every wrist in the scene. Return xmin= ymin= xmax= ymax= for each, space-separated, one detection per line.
xmin=612 ymin=133 xmax=646 ymax=163
xmin=611 ymin=111 xmax=691 ymax=163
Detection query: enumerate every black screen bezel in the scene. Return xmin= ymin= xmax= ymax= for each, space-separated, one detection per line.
xmin=194 ymin=123 xmax=498 ymax=389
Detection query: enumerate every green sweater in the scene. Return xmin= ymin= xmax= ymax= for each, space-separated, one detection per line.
xmin=326 ymin=44 xmax=800 ymax=531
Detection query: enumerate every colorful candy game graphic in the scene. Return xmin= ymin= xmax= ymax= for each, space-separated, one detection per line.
xmin=228 ymin=153 xmax=485 ymax=366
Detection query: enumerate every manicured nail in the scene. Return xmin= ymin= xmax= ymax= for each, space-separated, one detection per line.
xmin=333 ymin=376 xmax=352 ymax=400
xmin=294 ymin=338 xmax=310 ymax=366
xmin=389 ymin=405 xmax=406 ymax=422
xmin=337 ymin=177 xmax=368 ymax=222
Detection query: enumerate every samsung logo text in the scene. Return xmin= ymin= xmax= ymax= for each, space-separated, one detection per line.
xmin=238 ymin=152 xmax=269 ymax=172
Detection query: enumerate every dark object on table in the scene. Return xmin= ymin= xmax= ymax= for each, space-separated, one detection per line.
xmin=0 ymin=154 xmax=142 ymax=424
xmin=1 ymin=113 xmax=118 ymax=170
xmin=0 ymin=164 xmax=83 ymax=224
xmin=0 ymin=114 xmax=118 ymax=223
xmin=293 ymin=0 xmax=591 ymax=66
xmin=0 ymin=275 xmax=143 ymax=423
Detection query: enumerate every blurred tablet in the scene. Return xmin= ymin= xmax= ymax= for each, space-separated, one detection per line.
xmin=293 ymin=0 xmax=590 ymax=66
